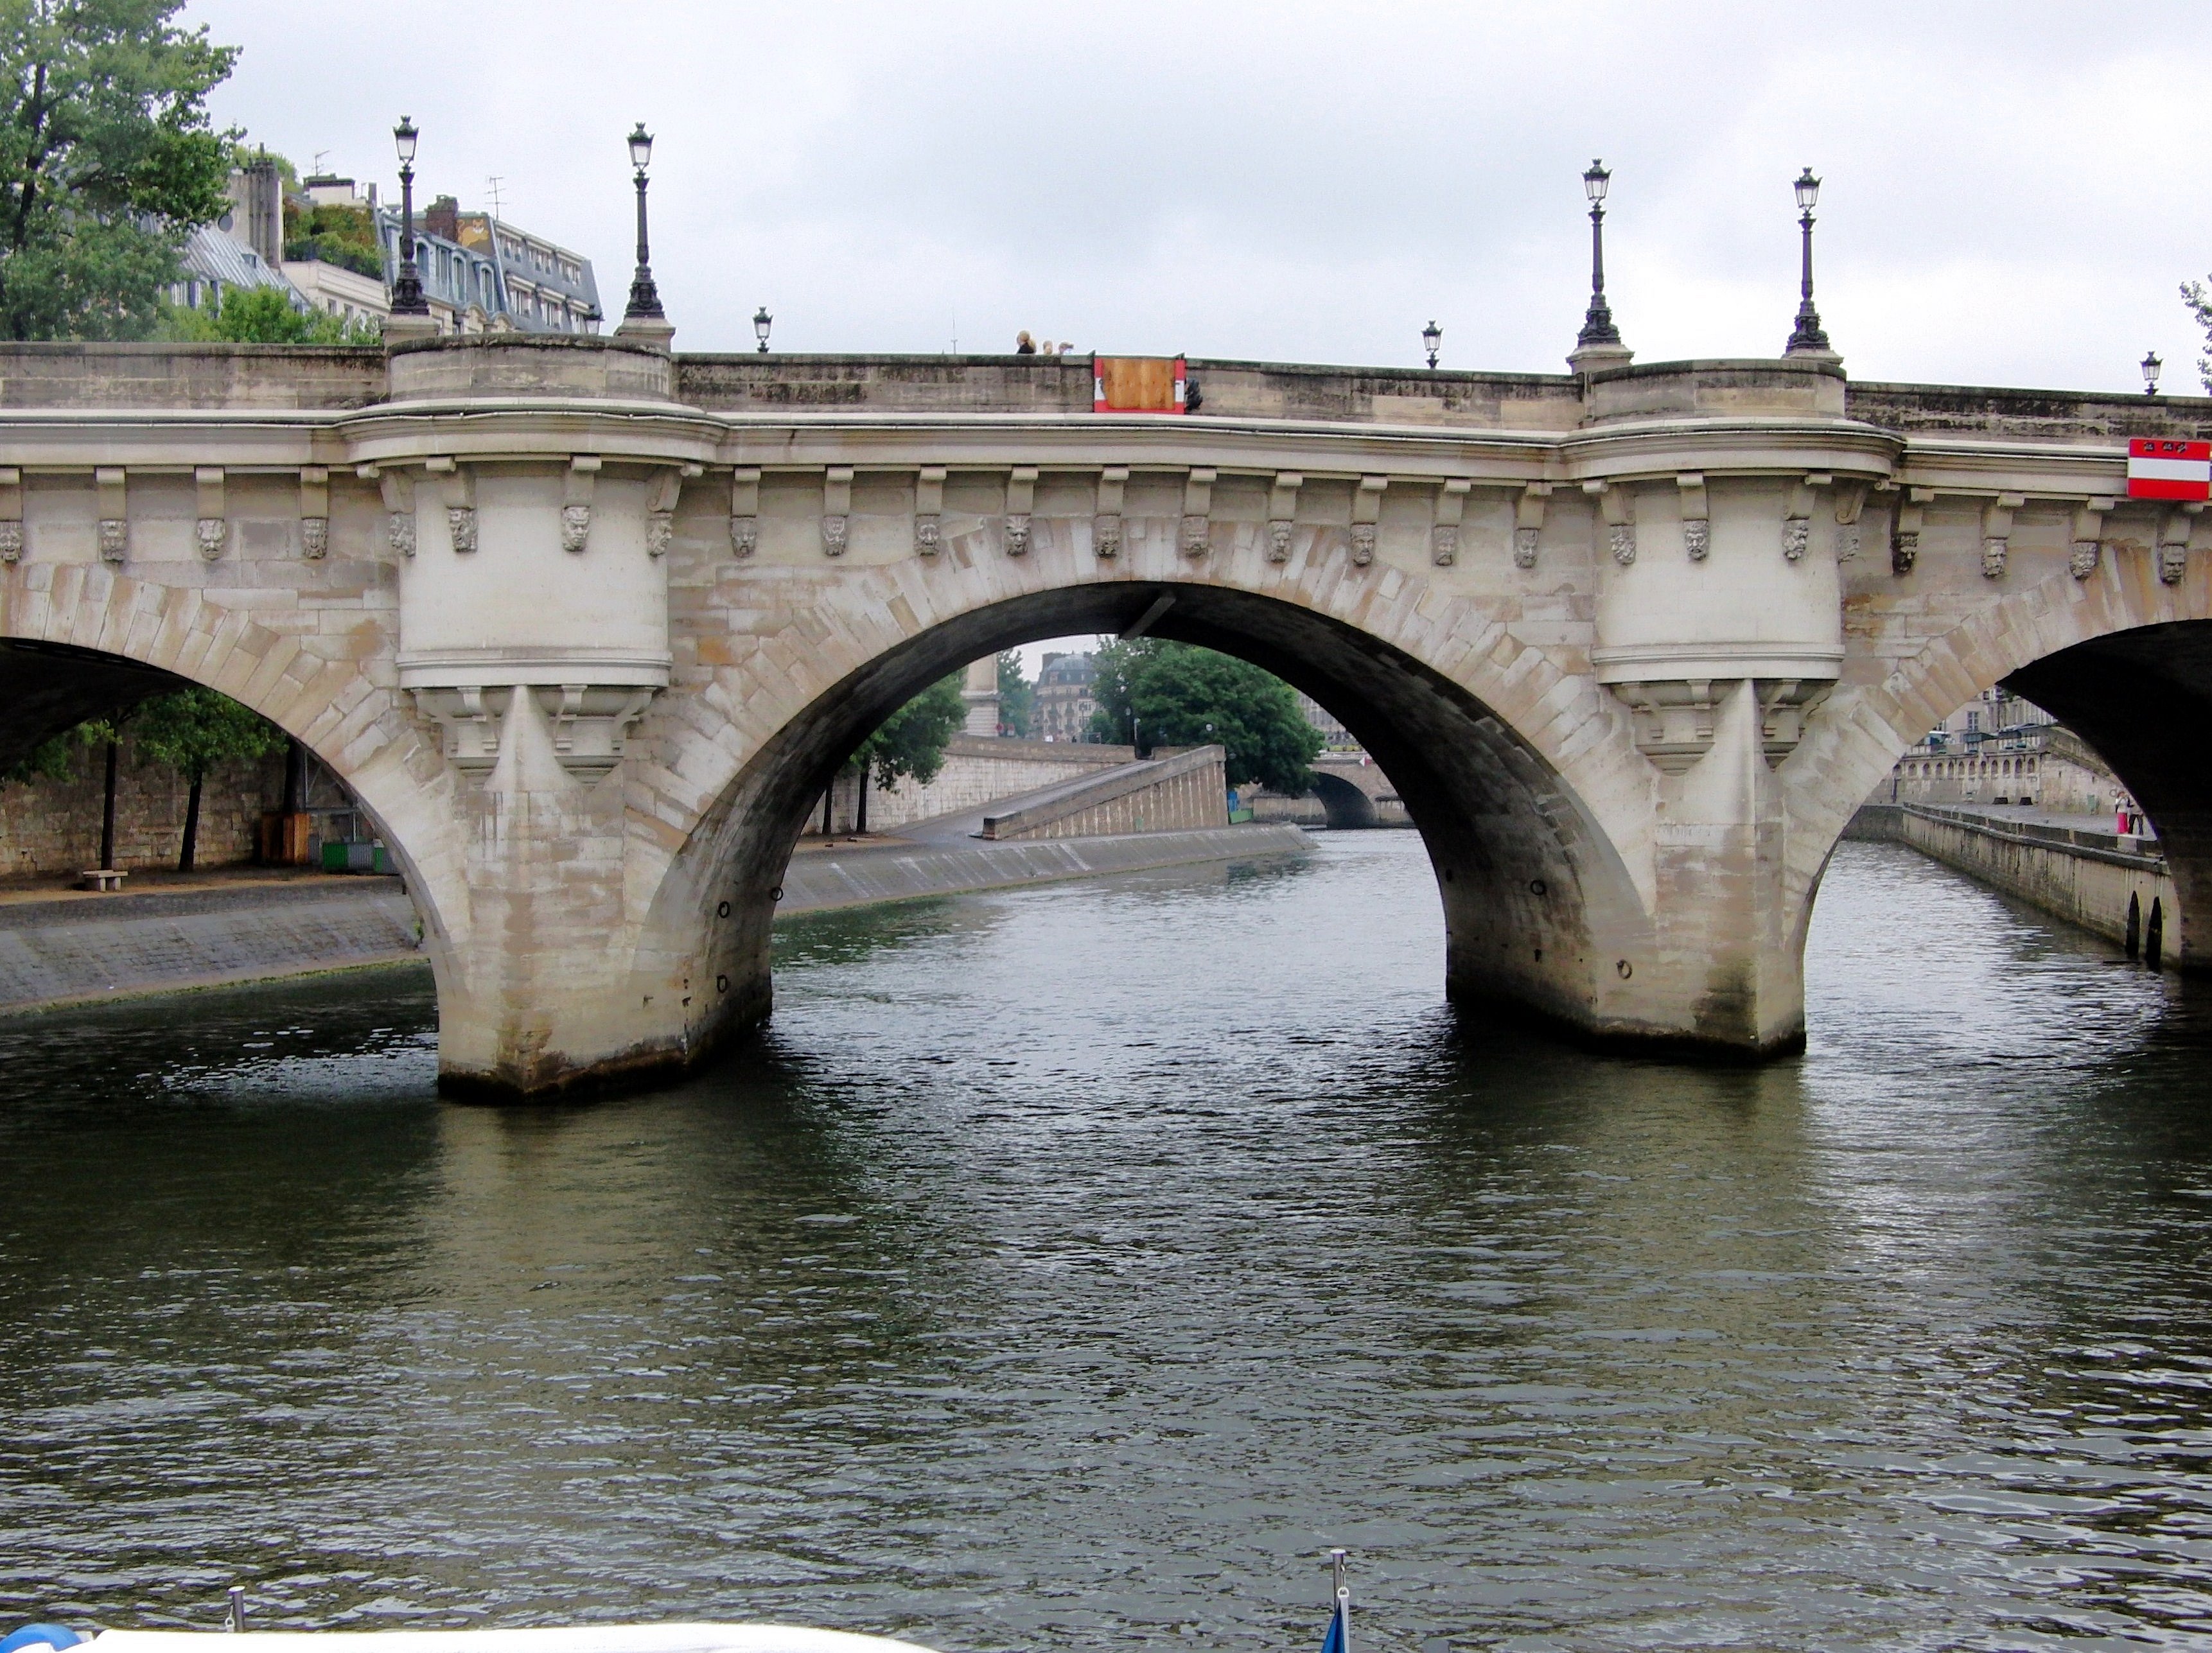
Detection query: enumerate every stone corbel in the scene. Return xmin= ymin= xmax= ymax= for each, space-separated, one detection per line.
xmin=193 ymin=468 xmax=227 ymax=561
xmin=1351 ymin=475 xmax=1387 ymax=565
xmin=1005 ymin=466 xmax=1039 ymax=557
xmin=373 ymin=469 xmax=414 ymax=557
xmin=1588 ymin=480 xmax=1635 ymax=565
xmin=0 ymin=468 xmax=22 ymax=563
xmin=1514 ymin=483 xmax=1550 ymax=568
xmin=645 ymin=465 xmax=695 ymax=559
xmin=914 ymin=467 xmax=945 ymax=556
xmin=563 ymin=456 xmax=601 ymax=554
xmin=1981 ymin=493 xmax=2022 ymax=579
xmin=2161 ymin=504 xmax=2197 ymax=586
xmin=95 ymin=467 xmax=127 ymax=563
xmin=1831 ymin=478 xmax=1868 ymax=561
xmin=1094 ymin=467 xmax=1128 ymax=558
xmin=1892 ymin=487 xmax=1931 ymax=575
xmin=1432 ymin=478 xmax=1471 ymax=566
xmin=412 ymin=685 xmax=507 ymax=770
xmin=1675 ymin=473 xmax=1708 ymax=561
xmin=1266 ymin=472 xmax=1302 ymax=563
xmin=426 ymin=457 xmax=474 ymax=554
xmin=1782 ymin=475 xmax=1827 ymax=563
xmin=1612 ymin=678 xmax=1719 ymax=773
xmin=1758 ymin=679 xmax=1833 ymax=766
xmin=297 ymin=467 xmax=329 ymax=559
xmin=1182 ymin=468 xmax=1216 ymax=557
xmin=729 ymin=468 xmax=760 ymax=557
xmin=535 ymin=685 xmax=658 ymax=782
xmin=821 ymin=468 xmax=852 ymax=556
xmin=2070 ymin=498 xmax=2111 ymax=580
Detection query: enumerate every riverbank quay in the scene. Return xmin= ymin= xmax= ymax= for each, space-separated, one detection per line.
xmin=776 ymin=823 xmax=1315 ymax=916
xmin=1848 ymin=801 xmax=2177 ymax=962
xmin=0 ymin=870 xmax=420 ymax=1013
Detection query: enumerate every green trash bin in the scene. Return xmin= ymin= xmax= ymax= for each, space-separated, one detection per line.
xmin=320 ymin=841 xmax=348 ymax=872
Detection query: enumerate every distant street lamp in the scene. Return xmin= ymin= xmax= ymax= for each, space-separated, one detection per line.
xmin=2143 ymin=349 xmax=2163 ymax=397
xmin=390 ymin=117 xmax=428 ymax=317
xmin=753 ymin=305 xmax=773 ymax=353
xmin=1422 ymin=319 xmax=1442 ymax=369
xmin=622 ymin=123 xmax=665 ymax=325
xmin=1576 ymin=159 xmax=1622 ymax=350
xmin=1784 ymin=166 xmax=1832 ymax=355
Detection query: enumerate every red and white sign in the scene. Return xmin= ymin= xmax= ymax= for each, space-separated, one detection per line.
xmin=2127 ymin=437 xmax=2212 ymax=501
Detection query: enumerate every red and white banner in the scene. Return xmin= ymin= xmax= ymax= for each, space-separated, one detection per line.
xmin=2128 ymin=437 xmax=2212 ymax=501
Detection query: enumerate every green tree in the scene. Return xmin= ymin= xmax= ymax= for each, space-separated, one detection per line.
xmin=131 ymin=686 xmax=281 ymax=869
xmin=995 ymin=649 xmax=1034 ymax=738
xmin=159 ymin=283 xmax=378 ymax=343
xmin=854 ymin=673 xmax=965 ymax=789
xmin=2186 ymin=277 xmax=2212 ymax=393
xmin=1087 ymin=639 xmax=1322 ymax=794
xmin=0 ymin=0 xmax=240 ymax=340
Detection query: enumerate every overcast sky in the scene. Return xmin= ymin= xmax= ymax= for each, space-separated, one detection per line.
xmin=188 ymin=0 xmax=2211 ymax=673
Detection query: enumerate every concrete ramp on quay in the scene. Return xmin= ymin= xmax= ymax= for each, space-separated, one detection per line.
xmin=776 ymin=823 xmax=1315 ymax=917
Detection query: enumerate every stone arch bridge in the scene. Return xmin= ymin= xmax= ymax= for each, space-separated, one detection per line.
xmin=0 ymin=337 xmax=2205 ymax=1097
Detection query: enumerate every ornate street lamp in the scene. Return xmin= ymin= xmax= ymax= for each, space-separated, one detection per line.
xmin=2143 ymin=349 xmax=2163 ymax=397
xmin=390 ymin=116 xmax=428 ymax=317
xmin=754 ymin=305 xmax=773 ymax=353
xmin=1576 ymin=159 xmax=1622 ymax=350
xmin=622 ymin=122 xmax=665 ymax=325
xmin=1784 ymin=166 xmax=1832 ymax=355
xmin=1422 ymin=319 xmax=1442 ymax=369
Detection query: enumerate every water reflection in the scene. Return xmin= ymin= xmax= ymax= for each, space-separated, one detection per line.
xmin=4 ymin=839 xmax=2212 ymax=1649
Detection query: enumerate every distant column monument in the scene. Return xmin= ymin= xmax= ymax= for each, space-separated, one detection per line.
xmin=960 ymin=656 xmax=999 ymax=736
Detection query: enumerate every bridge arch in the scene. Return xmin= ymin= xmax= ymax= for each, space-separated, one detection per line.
xmin=0 ymin=563 xmax=471 ymax=1017
xmin=631 ymin=547 xmax=1669 ymax=1072
xmin=1782 ymin=556 xmax=2212 ymax=966
xmin=1308 ymin=770 xmax=1381 ymax=830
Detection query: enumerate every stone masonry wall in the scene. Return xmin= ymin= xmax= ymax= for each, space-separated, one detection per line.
xmin=0 ymin=733 xmax=286 ymax=876
xmin=809 ymin=737 xmax=1132 ymax=836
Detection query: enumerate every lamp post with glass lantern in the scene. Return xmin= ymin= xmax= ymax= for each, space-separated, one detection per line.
xmin=2143 ymin=350 xmax=2163 ymax=398
xmin=1784 ymin=167 xmax=1833 ymax=356
xmin=1576 ymin=160 xmax=1622 ymax=351
xmin=390 ymin=117 xmax=429 ymax=319
xmin=1422 ymin=319 xmax=1441 ymax=369
xmin=620 ymin=123 xmax=667 ymax=331
xmin=754 ymin=306 xmax=773 ymax=353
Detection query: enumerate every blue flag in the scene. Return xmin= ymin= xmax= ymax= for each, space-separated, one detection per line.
xmin=1319 ymin=1588 xmax=1350 ymax=1653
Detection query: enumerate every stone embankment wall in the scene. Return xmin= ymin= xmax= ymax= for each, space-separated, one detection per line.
xmin=0 ymin=734 xmax=286 ymax=875
xmin=1850 ymin=803 xmax=2179 ymax=963
xmin=809 ymin=736 xmax=1132 ymax=836
xmin=980 ymin=747 xmax=1227 ymax=841
xmin=0 ymin=876 xmax=420 ymax=1012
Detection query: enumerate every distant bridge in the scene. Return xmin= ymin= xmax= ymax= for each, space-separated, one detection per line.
xmin=1 ymin=337 xmax=2207 ymax=1096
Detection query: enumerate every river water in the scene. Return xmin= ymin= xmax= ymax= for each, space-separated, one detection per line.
xmin=6 ymin=834 xmax=2212 ymax=1652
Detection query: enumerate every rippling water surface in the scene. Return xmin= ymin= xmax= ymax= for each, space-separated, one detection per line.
xmin=7 ymin=835 xmax=2212 ymax=1651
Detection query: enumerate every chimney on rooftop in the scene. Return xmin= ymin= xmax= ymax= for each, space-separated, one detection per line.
xmin=425 ymin=194 xmax=460 ymax=243
xmin=241 ymin=155 xmax=282 ymax=265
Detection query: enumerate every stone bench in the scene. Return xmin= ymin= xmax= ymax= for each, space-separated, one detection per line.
xmin=78 ymin=869 xmax=126 ymax=893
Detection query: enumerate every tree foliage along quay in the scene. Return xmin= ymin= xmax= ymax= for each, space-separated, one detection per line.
xmin=161 ymin=283 xmax=379 ymax=344
xmin=995 ymin=650 xmax=1035 ymax=739
xmin=0 ymin=0 xmax=238 ymax=340
xmin=1087 ymin=640 xmax=1322 ymax=795
xmin=131 ymin=687 xmax=283 ymax=869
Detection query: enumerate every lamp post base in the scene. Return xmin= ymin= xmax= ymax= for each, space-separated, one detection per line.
xmin=384 ymin=312 xmax=441 ymax=343
xmin=615 ymin=314 xmax=676 ymax=348
xmin=1568 ymin=341 xmax=1634 ymax=375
